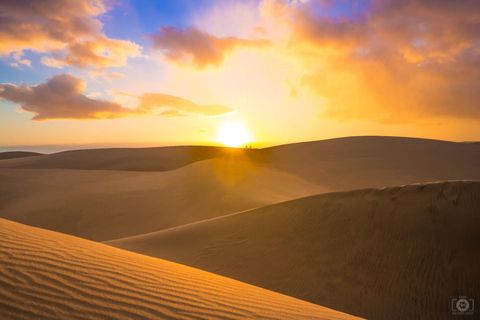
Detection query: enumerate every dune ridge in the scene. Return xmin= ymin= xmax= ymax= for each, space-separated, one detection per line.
xmin=107 ymin=181 xmax=480 ymax=320
xmin=0 ymin=218 xmax=363 ymax=320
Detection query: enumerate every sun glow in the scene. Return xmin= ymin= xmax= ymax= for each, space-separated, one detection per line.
xmin=216 ymin=121 xmax=252 ymax=147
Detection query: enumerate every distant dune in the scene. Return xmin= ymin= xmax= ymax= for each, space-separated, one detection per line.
xmin=0 ymin=218 xmax=362 ymax=320
xmin=0 ymin=146 xmax=224 ymax=172
xmin=0 ymin=151 xmax=42 ymax=160
xmin=1 ymin=136 xmax=479 ymax=242
xmin=1 ymin=137 xmax=479 ymax=188
xmin=107 ymin=181 xmax=480 ymax=320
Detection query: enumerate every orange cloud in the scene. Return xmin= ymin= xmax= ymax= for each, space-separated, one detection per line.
xmin=150 ymin=26 xmax=270 ymax=69
xmin=0 ymin=74 xmax=236 ymax=120
xmin=137 ymin=93 xmax=236 ymax=117
xmin=88 ymin=70 xmax=125 ymax=82
xmin=266 ymin=0 xmax=480 ymax=122
xmin=0 ymin=0 xmax=141 ymax=68
xmin=0 ymin=74 xmax=132 ymax=120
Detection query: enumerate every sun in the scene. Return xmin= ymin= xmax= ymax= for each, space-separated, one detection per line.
xmin=216 ymin=121 xmax=252 ymax=147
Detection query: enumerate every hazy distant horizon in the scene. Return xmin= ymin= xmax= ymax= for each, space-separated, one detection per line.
xmin=1 ymin=135 xmax=479 ymax=154
xmin=0 ymin=140 xmax=283 ymax=154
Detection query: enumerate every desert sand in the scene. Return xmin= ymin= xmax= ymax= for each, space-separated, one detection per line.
xmin=107 ymin=181 xmax=480 ymax=320
xmin=0 ymin=136 xmax=479 ymax=319
xmin=0 ymin=158 xmax=324 ymax=241
xmin=2 ymin=138 xmax=479 ymax=187
xmin=0 ymin=218 xmax=363 ymax=320
xmin=254 ymin=136 xmax=480 ymax=190
xmin=0 ymin=146 xmax=224 ymax=171
xmin=1 ymin=137 xmax=479 ymax=242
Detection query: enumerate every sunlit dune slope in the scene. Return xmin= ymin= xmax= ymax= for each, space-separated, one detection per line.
xmin=252 ymin=136 xmax=480 ymax=190
xmin=0 ymin=154 xmax=325 ymax=241
xmin=0 ymin=151 xmax=42 ymax=160
xmin=107 ymin=181 xmax=480 ymax=320
xmin=0 ymin=218 xmax=363 ymax=320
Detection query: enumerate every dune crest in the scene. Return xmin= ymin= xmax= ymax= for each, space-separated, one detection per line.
xmin=107 ymin=181 xmax=480 ymax=320
xmin=0 ymin=218 xmax=362 ymax=320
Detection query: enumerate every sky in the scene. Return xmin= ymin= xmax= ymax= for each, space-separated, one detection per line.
xmin=1 ymin=0 xmax=479 ymax=151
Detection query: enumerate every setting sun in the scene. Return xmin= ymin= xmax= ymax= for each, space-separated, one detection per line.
xmin=216 ymin=121 xmax=252 ymax=147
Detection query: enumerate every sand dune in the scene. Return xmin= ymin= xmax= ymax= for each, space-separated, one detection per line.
xmin=1 ymin=137 xmax=479 ymax=319
xmin=0 ymin=146 xmax=224 ymax=172
xmin=107 ymin=181 xmax=480 ymax=320
xmin=0 ymin=155 xmax=324 ymax=241
xmin=1 ymin=137 xmax=479 ymax=190
xmin=0 ymin=151 xmax=42 ymax=160
xmin=0 ymin=218 xmax=362 ymax=320
xmin=252 ymin=136 xmax=480 ymax=190
xmin=1 ymin=136 xmax=479 ymax=243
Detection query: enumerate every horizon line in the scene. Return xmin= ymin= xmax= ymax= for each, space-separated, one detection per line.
xmin=1 ymin=135 xmax=478 ymax=154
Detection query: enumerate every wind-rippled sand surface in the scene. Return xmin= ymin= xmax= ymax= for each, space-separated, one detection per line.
xmin=0 ymin=218 xmax=363 ymax=320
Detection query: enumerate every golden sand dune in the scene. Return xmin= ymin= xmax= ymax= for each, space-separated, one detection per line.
xmin=107 ymin=181 xmax=480 ymax=320
xmin=0 ymin=218 xmax=363 ymax=320
xmin=253 ymin=136 xmax=480 ymax=190
xmin=0 ymin=155 xmax=325 ymax=241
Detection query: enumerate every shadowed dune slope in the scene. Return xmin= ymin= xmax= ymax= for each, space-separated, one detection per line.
xmin=0 ymin=152 xmax=42 ymax=160
xmin=107 ymin=181 xmax=480 ymax=320
xmin=0 ymin=156 xmax=325 ymax=241
xmin=0 ymin=146 xmax=224 ymax=172
xmin=0 ymin=219 xmax=363 ymax=320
